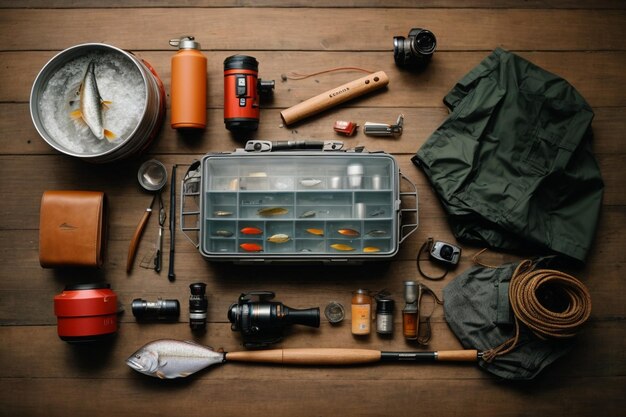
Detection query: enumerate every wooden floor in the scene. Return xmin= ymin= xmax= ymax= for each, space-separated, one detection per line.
xmin=1 ymin=2 xmax=624 ymax=416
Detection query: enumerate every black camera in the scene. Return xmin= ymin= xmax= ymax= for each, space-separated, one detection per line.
xmin=393 ymin=28 xmax=437 ymax=69
xmin=430 ymin=241 xmax=461 ymax=265
xmin=228 ymin=291 xmax=320 ymax=348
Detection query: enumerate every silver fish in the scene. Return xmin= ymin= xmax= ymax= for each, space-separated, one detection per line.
xmin=70 ymin=61 xmax=116 ymax=141
xmin=126 ymin=339 xmax=224 ymax=379
xmin=214 ymin=210 xmax=233 ymax=217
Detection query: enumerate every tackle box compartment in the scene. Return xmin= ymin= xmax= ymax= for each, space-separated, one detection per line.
xmin=181 ymin=146 xmax=418 ymax=263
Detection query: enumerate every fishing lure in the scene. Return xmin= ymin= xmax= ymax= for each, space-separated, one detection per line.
xmin=267 ymin=234 xmax=290 ymax=243
xmin=213 ymin=230 xmax=234 ymax=237
xmin=369 ymin=209 xmax=385 ymax=217
xmin=240 ymin=227 xmax=263 ymax=235
xmin=338 ymin=228 xmax=360 ymax=237
xmin=331 ymin=243 xmax=355 ymax=251
xmin=363 ymin=246 xmax=381 ymax=253
xmin=257 ymin=207 xmax=288 ymax=216
xmin=300 ymin=210 xmax=316 ymax=218
xmin=240 ymin=243 xmax=263 ymax=252
xmin=214 ymin=210 xmax=233 ymax=217
xmin=300 ymin=179 xmax=322 ymax=187
xmin=367 ymin=230 xmax=387 ymax=237
xmin=306 ymin=228 xmax=324 ymax=236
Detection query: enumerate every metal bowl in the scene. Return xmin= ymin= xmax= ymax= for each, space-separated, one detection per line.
xmin=30 ymin=43 xmax=165 ymax=163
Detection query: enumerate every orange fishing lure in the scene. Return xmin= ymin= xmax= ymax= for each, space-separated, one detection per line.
xmin=338 ymin=228 xmax=360 ymax=237
xmin=240 ymin=227 xmax=263 ymax=235
xmin=330 ymin=243 xmax=355 ymax=251
xmin=240 ymin=243 xmax=263 ymax=252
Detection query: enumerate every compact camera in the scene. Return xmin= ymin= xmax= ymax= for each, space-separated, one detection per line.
xmin=430 ymin=241 xmax=461 ymax=266
xmin=393 ymin=28 xmax=437 ymax=69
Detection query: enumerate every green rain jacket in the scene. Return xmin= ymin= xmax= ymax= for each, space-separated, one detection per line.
xmin=413 ymin=48 xmax=603 ymax=262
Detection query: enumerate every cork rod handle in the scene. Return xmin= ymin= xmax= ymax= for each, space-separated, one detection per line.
xmin=226 ymin=348 xmax=382 ymax=365
xmin=280 ymin=71 xmax=389 ymax=125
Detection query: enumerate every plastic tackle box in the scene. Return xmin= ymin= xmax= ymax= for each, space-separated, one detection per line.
xmin=181 ymin=143 xmax=418 ymax=263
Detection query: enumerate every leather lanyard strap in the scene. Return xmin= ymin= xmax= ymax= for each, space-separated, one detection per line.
xmin=482 ymin=260 xmax=592 ymax=362
xmin=417 ymin=238 xmax=448 ymax=280
xmin=416 ymin=282 xmax=443 ymax=345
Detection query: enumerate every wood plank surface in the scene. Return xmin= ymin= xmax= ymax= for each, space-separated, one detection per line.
xmin=2 ymin=1 xmax=626 ymax=9
xmin=0 ymin=2 xmax=624 ymax=417
xmin=1 ymin=9 xmax=625 ymax=51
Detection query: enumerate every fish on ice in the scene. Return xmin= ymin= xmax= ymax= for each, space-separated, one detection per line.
xmin=70 ymin=61 xmax=116 ymax=141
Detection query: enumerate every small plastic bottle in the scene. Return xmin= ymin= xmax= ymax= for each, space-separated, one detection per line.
xmin=169 ymin=36 xmax=207 ymax=129
xmin=351 ymin=289 xmax=372 ymax=335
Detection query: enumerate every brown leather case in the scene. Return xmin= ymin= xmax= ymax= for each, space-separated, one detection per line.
xmin=39 ymin=191 xmax=108 ymax=268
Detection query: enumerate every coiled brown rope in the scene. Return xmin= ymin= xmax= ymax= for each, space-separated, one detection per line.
xmin=482 ymin=259 xmax=592 ymax=362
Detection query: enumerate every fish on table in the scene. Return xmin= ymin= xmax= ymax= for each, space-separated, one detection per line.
xmin=70 ymin=61 xmax=117 ymax=141
xmin=126 ymin=339 xmax=224 ymax=379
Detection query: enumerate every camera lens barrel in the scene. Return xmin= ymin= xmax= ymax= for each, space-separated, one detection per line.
xmin=393 ymin=28 xmax=437 ymax=69
xmin=189 ymin=283 xmax=208 ymax=330
xmin=282 ymin=305 xmax=320 ymax=328
xmin=132 ymin=298 xmax=180 ymax=321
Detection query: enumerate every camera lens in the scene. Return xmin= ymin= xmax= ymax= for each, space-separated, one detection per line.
xmin=132 ymin=298 xmax=180 ymax=321
xmin=412 ymin=30 xmax=437 ymax=55
xmin=393 ymin=28 xmax=436 ymax=69
xmin=189 ymin=283 xmax=208 ymax=331
xmin=440 ymin=244 xmax=454 ymax=260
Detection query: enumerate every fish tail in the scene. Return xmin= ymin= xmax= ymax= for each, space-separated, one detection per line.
xmin=102 ymin=100 xmax=112 ymax=110
xmin=104 ymin=129 xmax=117 ymax=141
xmin=69 ymin=110 xmax=83 ymax=120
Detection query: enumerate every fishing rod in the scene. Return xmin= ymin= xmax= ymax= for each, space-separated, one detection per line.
xmin=127 ymin=340 xmax=481 ymax=379
xmin=225 ymin=348 xmax=481 ymax=365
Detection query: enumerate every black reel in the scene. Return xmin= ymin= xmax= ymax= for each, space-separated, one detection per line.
xmin=228 ymin=291 xmax=320 ymax=349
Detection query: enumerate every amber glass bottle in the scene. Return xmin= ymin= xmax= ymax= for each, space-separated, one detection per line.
xmin=402 ymin=281 xmax=419 ymax=340
xmin=351 ymin=289 xmax=372 ymax=335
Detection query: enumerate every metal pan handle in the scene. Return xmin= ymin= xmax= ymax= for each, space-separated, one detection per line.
xmin=180 ymin=161 xmax=201 ymax=248
xmin=398 ymin=172 xmax=419 ymax=244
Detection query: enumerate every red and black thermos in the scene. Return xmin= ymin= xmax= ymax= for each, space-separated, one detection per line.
xmin=223 ymin=55 xmax=274 ymax=132
xmin=54 ymin=283 xmax=118 ymax=343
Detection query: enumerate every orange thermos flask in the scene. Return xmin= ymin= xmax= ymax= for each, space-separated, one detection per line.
xmin=169 ymin=36 xmax=207 ymax=129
